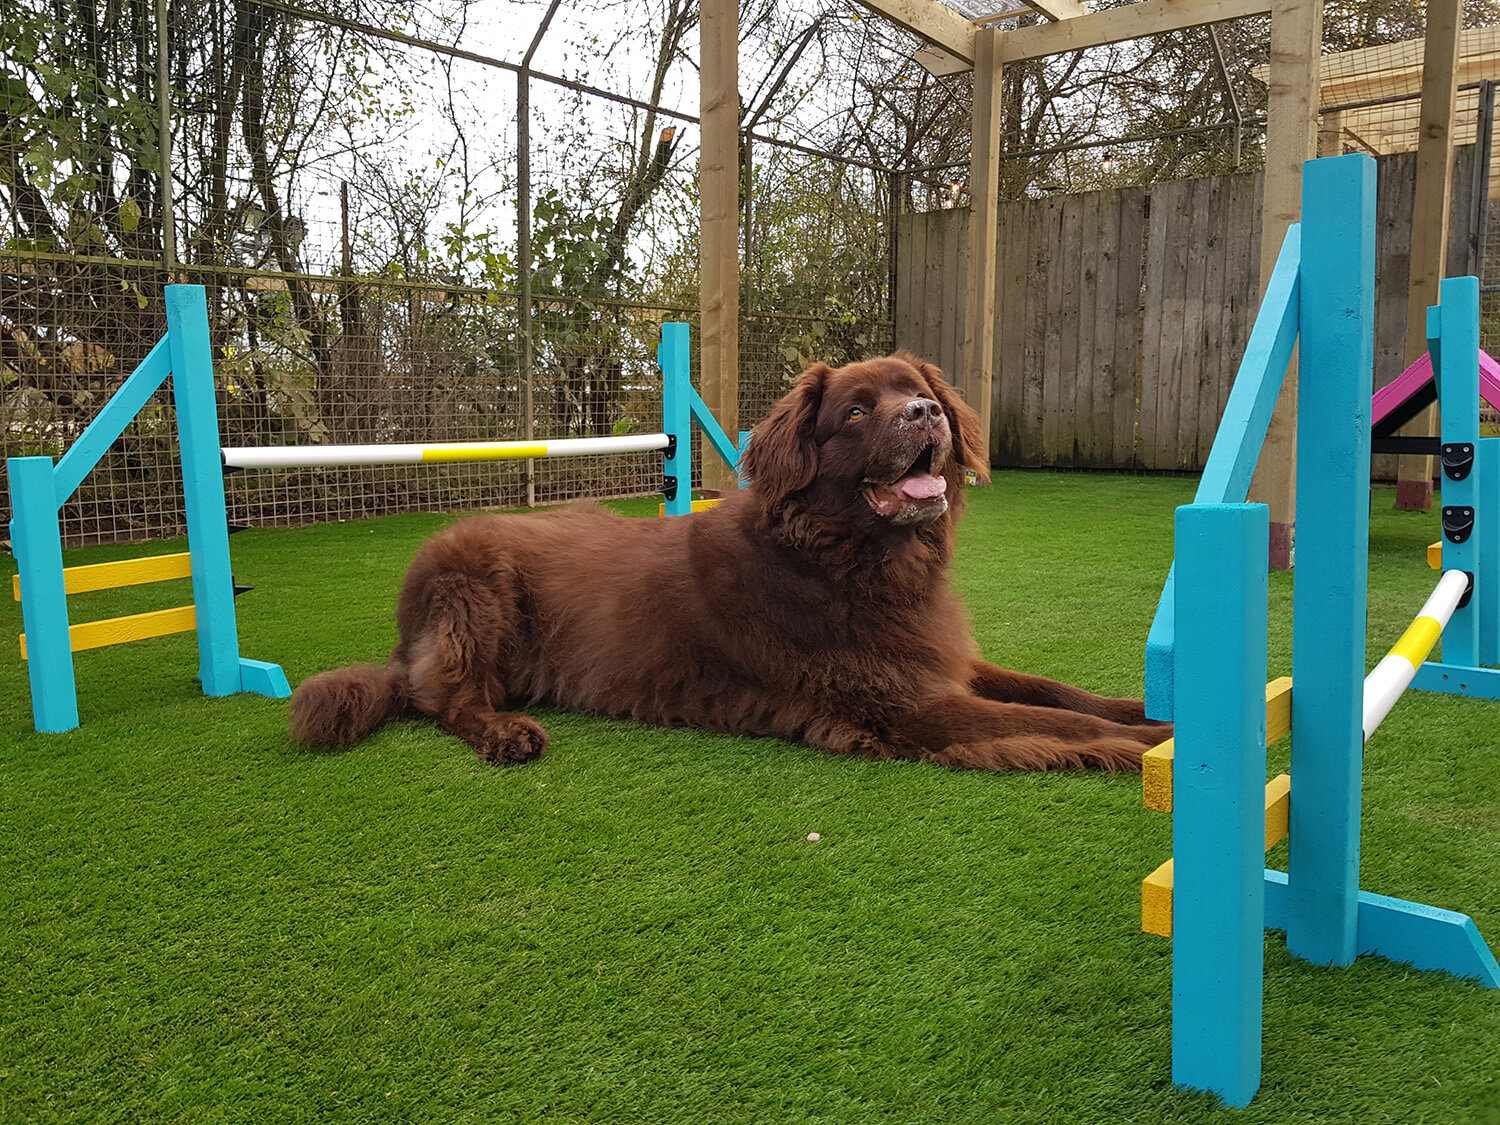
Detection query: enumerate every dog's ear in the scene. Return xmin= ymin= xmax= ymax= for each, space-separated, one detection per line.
xmin=906 ymin=355 xmax=990 ymax=485
xmin=742 ymin=361 xmax=831 ymax=506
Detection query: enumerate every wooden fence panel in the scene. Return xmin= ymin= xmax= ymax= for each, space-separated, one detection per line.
xmin=894 ymin=149 xmax=1479 ymax=474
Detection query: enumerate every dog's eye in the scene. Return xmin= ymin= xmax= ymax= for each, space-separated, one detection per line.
xmin=848 ymin=406 xmax=865 ymax=419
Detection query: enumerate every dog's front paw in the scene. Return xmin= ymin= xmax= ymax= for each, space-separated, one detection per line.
xmin=473 ymin=715 xmax=550 ymax=764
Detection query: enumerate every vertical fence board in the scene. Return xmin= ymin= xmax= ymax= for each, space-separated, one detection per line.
xmin=948 ymin=208 xmax=971 ymax=385
xmin=1040 ymin=198 xmax=1066 ymax=462
xmin=1195 ymin=175 xmax=1229 ymax=466
xmin=1139 ymin=184 xmax=1170 ymax=470
xmin=1022 ymin=199 xmax=1049 ymax=461
xmin=1081 ymin=189 xmax=1116 ymax=466
xmin=1057 ymin=194 xmax=1085 ymax=465
xmin=1115 ymin=186 xmax=1147 ymax=467
xmin=996 ymin=199 xmax=1029 ymax=462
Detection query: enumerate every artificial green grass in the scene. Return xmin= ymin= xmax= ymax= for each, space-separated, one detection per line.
xmin=2 ymin=474 xmax=1498 ymax=1123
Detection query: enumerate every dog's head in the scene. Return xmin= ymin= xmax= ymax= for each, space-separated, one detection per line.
xmin=742 ymin=352 xmax=989 ymax=529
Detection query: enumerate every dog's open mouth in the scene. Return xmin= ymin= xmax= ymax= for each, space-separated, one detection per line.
xmin=862 ymin=444 xmax=949 ymax=525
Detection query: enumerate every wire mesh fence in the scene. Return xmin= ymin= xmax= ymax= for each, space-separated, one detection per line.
xmin=8 ymin=0 xmax=1500 ymax=547
xmin=2 ymin=0 xmax=896 ymax=547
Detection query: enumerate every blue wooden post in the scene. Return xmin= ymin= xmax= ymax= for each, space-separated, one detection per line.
xmin=165 ymin=285 xmax=249 ymax=697
xmin=1286 ymin=153 xmax=1377 ymax=967
xmin=660 ymin=322 xmax=693 ymax=516
xmin=1435 ymin=278 xmax=1480 ymax=667
xmin=1172 ymin=502 xmax=1269 ymax=1108
xmin=1412 ymin=279 xmax=1500 ymax=698
xmin=8 ymin=457 xmax=79 ymax=732
xmin=1480 ymin=438 xmax=1500 ymax=666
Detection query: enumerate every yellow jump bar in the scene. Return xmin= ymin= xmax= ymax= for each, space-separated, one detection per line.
xmin=12 ymin=552 xmax=192 ymax=601
xmin=20 ymin=604 xmax=197 ymax=659
xmin=1142 ymin=773 xmax=1291 ymax=938
xmin=1142 ymin=676 xmax=1292 ymax=814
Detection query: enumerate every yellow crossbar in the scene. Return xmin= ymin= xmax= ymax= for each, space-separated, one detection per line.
xmin=1141 ymin=773 xmax=1292 ymax=938
xmin=20 ymin=604 xmax=197 ymax=658
xmin=12 ymin=552 xmax=192 ymax=601
xmin=656 ymin=499 xmax=723 ymax=516
xmin=1428 ymin=541 xmax=1443 ymax=570
xmin=1142 ymin=676 xmax=1292 ymax=814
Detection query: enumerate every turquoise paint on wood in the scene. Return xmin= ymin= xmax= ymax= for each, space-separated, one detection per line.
xmin=52 ymin=337 xmax=172 ymax=504
xmin=1433 ymin=277 xmax=1482 ymax=669
xmin=1171 ymin=502 xmax=1269 ymax=1108
xmin=1287 ymin=153 xmax=1377 ymax=968
xmin=1265 ymin=870 xmax=1499 ymax=987
xmin=659 ymin=323 xmax=693 ymax=516
xmin=1479 ymin=439 xmax=1500 ymax=665
xmin=8 ymin=456 xmax=78 ymax=732
xmin=166 ymin=286 xmax=244 ymax=697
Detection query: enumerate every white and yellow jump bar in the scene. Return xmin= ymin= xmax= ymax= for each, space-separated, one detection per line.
xmin=1362 ymin=568 xmax=1471 ymax=741
xmin=220 ymin=432 xmax=672 ymax=470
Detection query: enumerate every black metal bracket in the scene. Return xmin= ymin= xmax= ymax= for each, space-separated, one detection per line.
xmin=1443 ymin=505 xmax=1475 ymax=544
xmin=1442 ymin=441 xmax=1475 ymax=481
xmin=664 ymin=433 xmax=678 ymax=460
xmin=662 ymin=476 xmax=678 ymax=502
xmin=1460 ymin=571 xmax=1476 ymax=609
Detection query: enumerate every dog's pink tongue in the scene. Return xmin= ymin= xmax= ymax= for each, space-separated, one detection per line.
xmin=896 ymin=474 xmax=946 ymax=500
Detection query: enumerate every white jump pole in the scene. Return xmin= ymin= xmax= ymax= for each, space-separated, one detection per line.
xmin=1362 ymin=568 xmax=1472 ymax=740
xmin=221 ymin=433 xmax=671 ymax=470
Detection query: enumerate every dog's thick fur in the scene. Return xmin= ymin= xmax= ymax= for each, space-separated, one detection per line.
xmin=290 ymin=353 xmax=1168 ymax=770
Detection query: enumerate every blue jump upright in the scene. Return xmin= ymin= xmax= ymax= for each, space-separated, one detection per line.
xmin=8 ymin=285 xmax=289 ymax=732
xmin=657 ymin=321 xmax=751 ymax=514
xmin=11 ymin=311 xmax=738 ymax=730
xmin=1144 ymin=153 xmax=1500 ymax=1109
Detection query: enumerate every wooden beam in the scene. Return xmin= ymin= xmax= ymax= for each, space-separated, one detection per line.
xmin=854 ymin=0 xmax=976 ymax=64
xmin=1247 ymin=0 xmax=1322 ymax=570
xmin=997 ymin=0 xmax=1273 ymax=63
xmin=700 ymin=0 xmax=740 ymax=495
xmin=1397 ymin=0 xmax=1464 ymax=512
xmin=962 ymin=28 xmax=1003 ymax=462
xmin=1016 ymin=0 xmax=1088 ymax=21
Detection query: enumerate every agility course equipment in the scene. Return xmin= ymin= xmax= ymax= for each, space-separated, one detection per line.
xmin=1371 ymin=345 xmax=1500 ymax=456
xmin=8 ymin=286 xmax=290 ymax=734
xmin=8 ymin=298 xmax=739 ymax=733
xmin=1141 ymin=154 xmax=1499 ymax=1109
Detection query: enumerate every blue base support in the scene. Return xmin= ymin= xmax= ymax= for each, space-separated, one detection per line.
xmin=1265 ymin=870 xmax=1500 ymax=987
xmin=240 ymin=658 xmax=292 ymax=698
xmin=1409 ymin=662 xmax=1500 ymax=699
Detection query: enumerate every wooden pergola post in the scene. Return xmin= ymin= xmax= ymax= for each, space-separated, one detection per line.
xmin=700 ymin=0 xmax=740 ymax=496
xmin=961 ymin=28 xmax=1002 ymax=460
xmin=1246 ymin=0 xmax=1323 ymax=570
xmin=1396 ymin=0 xmax=1465 ymax=511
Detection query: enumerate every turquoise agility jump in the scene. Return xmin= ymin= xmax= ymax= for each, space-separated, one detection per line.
xmin=9 ymin=299 xmax=738 ymax=732
xmin=1141 ymin=153 xmax=1499 ymax=1108
xmin=8 ymin=286 xmax=289 ymax=733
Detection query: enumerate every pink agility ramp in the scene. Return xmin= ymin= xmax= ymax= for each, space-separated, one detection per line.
xmin=1372 ymin=349 xmax=1500 ymax=444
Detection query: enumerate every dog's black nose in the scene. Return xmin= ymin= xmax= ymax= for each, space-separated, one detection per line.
xmin=903 ymin=398 xmax=941 ymax=423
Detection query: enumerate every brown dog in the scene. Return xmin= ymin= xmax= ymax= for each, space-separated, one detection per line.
xmin=289 ymin=353 xmax=1167 ymax=770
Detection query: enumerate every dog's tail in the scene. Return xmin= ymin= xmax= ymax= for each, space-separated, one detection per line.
xmin=288 ymin=663 xmax=407 ymax=748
